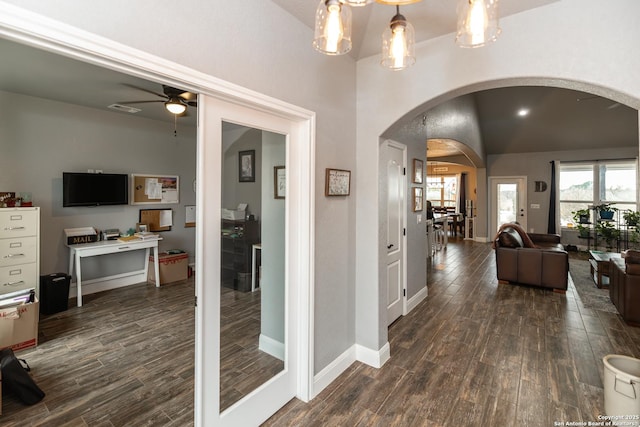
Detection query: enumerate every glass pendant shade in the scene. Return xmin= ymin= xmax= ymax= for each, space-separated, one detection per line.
xmin=455 ymin=0 xmax=501 ymax=48
xmin=340 ymin=0 xmax=373 ymax=6
xmin=375 ymin=0 xmax=423 ymax=5
xmin=381 ymin=10 xmax=415 ymax=70
xmin=165 ymin=98 xmax=187 ymax=115
xmin=313 ymin=0 xmax=352 ymax=55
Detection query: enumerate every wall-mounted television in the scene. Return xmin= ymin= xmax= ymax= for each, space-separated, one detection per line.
xmin=63 ymin=172 xmax=129 ymax=207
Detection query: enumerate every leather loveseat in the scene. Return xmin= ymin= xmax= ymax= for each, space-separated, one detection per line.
xmin=609 ymin=250 xmax=640 ymax=325
xmin=493 ymin=223 xmax=569 ymax=292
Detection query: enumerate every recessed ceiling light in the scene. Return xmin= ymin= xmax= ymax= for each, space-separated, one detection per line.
xmin=517 ymin=108 xmax=530 ymax=117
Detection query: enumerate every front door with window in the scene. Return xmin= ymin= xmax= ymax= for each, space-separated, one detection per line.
xmin=489 ymin=177 xmax=527 ymax=234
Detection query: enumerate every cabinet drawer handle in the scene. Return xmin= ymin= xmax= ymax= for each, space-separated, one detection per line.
xmin=118 ymin=246 xmax=130 ymax=250
xmin=4 ymin=280 xmax=25 ymax=287
xmin=4 ymin=253 xmax=25 ymax=259
xmin=4 ymin=226 xmax=26 ymax=231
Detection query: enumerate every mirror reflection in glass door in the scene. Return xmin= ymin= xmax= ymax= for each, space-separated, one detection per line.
xmin=220 ymin=122 xmax=286 ymax=412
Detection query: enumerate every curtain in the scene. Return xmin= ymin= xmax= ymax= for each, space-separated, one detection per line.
xmin=458 ymin=173 xmax=467 ymax=217
xmin=548 ymin=160 xmax=560 ymax=233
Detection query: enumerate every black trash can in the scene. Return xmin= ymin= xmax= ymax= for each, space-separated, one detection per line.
xmin=39 ymin=273 xmax=71 ymax=315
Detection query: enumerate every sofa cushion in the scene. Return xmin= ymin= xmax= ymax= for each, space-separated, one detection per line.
xmin=498 ymin=227 xmax=524 ymax=248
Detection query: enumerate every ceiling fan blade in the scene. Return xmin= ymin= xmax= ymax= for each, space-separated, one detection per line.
xmin=122 ymin=83 xmax=167 ymax=99
xmin=186 ymin=100 xmax=197 ymax=107
xmin=179 ymin=91 xmax=197 ymax=101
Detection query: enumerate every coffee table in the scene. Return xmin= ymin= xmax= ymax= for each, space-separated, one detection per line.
xmin=588 ymin=250 xmax=621 ymax=288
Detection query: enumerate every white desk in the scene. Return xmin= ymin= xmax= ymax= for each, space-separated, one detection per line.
xmin=251 ymin=243 xmax=261 ymax=292
xmin=67 ymin=238 xmax=161 ymax=307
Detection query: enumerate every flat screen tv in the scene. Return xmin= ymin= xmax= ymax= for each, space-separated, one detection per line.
xmin=63 ymin=172 xmax=129 ymax=207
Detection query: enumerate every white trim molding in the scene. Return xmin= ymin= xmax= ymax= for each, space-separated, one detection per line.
xmin=312 ymin=346 xmax=357 ymax=398
xmin=356 ymin=342 xmax=391 ymax=368
xmin=406 ymin=285 xmax=428 ymax=314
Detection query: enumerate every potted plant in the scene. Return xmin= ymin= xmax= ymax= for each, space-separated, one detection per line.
xmin=571 ymin=208 xmax=591 ymax=238
xmin=596 ymin=220 xmax=620 ymax=250
xmin=594 ymin=203 xmax=617 ymax=220
xmin=623 ymin=210 xmax=640 ymax=227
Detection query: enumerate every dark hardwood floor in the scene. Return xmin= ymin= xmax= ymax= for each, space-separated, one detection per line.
xmin=3 ymin=239 xmax=639 ymax=426
xmin=265 ymin=237 xmax=640 ymax=426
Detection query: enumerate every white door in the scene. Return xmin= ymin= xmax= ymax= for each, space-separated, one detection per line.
xmin=385 ymin=141 xmax=406 ymax=326
xmin=490 ymin=177 xmax=528 ymax=234
xmin=196 ymin=94 xmax=312 ymax=426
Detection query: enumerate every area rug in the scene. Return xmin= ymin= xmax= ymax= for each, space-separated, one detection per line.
xmin=568 ymin=251 xmax=618 ymax=314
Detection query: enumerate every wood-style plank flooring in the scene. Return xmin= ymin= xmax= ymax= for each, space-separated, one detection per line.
xmin=265 ymin=237 xmax=640 ymax=426
xmin=3 ymin=238 xmax=640 ymax=426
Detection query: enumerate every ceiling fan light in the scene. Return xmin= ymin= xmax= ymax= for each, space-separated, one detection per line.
xmin=165 ymin=98 xmax=187 ymax=115
xmin=456 ymin=0 xmax=501 ymax=48
xmin=313 ymin=0 xmax=353 ymax=55
xmin=381 ymin=8 xmax=415 ymax=71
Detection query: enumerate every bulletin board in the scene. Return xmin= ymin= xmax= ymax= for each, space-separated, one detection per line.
xmin=139 ymin=208 xmax=173 ymax=232
xmin=131 ymin=174 xmax=179 ymax=205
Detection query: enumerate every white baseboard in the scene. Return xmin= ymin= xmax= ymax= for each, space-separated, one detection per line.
xmin=312 ymin=346 xmax=356 ymax=398
xmin=311 ymin=341 xmax=392 ymax=398
xmin=407 ymin=285 xmax=428 ymax=313
xmin=356 ymin=342 xmax=390 ymax=368
xmin=69 ymin=271 xmax=148 ymax=299
xmin=259 ymin=334 xmax=284 ymax=361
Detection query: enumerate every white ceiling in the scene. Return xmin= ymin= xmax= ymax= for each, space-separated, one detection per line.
xmin=271 ymin=0 xmax=560 ymax=60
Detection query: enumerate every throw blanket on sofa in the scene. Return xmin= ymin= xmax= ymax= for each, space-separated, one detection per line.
xmin=491 ymin=222 xmax=538 ymax=249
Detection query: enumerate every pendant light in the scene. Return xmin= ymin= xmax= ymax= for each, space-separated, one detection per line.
xmin=313 ymin=0 xmax=353 ymax=55
xmin=381 ymin=5 xmax=415 ymax=70
xmin=455 ymin=0 xmax=501 ymax=48
xmin=341 ymin=0 xmax=372 ymax=6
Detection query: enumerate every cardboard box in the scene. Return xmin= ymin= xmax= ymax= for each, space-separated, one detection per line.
xmin=0 ymin=298 xmax=39 ymax=352
xmin=148 ymin=252 xmax=188 ymax=285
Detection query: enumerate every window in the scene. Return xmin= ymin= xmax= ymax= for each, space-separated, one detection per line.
xmin=426 ymin=175 xmax=457 ymax=207
xmin=559 ymin=160 xmax=637 ymax=226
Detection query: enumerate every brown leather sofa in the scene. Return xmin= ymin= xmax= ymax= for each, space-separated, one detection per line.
xmin=609 ymin=251 xmax=640 ymax=325
xmin=494 ymin=223 xmax=569 ymax=292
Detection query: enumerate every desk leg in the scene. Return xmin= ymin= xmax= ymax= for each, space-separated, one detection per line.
xmin=68 ymin=248 xmax=74 ymax=278
xmin=75 ymin=252 xmax=83 ymax=307
xmin=153 ymin=246 xmax=160 ymax=287
xmin=251 ymin=245 xmax=257 ymax=292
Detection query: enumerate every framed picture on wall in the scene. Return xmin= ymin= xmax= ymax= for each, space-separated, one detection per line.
xmin=274 ymin=166 xmax=286 ymax=199
xmin=238 ymin=150 xmax=255 ymax=182
xmin=412 ymin=187 xmax=423 ymax=212
xmin=412 ymin=158 xmax=424 ymax=184
xmin=325 ymin=168 xmax=351 ymax=196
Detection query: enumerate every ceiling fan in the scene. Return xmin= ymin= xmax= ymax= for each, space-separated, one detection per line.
xmin=121 ymin=84 xmax=197 ymax=115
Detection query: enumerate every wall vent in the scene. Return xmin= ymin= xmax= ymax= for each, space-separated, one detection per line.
xmin=107 ymin=103 xmax=141 ymax=114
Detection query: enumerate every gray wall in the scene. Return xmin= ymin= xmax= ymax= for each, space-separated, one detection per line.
xmin=260 ymin=131 xmax=286 ymax=345
xmin=3 ymin=0 xmax=358 ymax=375
xmin=487 ymin=147 xmax=639 ymax=234
xmin=0 ymin=90 xmax=197 ymax=279
xmin=405 ymin=143 xmax=427 ymax=300
xmin=222 ymin=127 xmax=262 ymax=220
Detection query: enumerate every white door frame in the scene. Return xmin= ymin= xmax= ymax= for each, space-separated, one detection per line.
xmin=0 ymin=5 xmax=315 ymax=426
xmin=489 ymin=176 xmax=528 ymax=234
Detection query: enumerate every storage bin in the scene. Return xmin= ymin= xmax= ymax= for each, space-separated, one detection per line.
xmin=603 ymin=354 xmax=640 ymax=418
xmin=40 ymin=273 xmax=71 ymax=315
xmin=148 ymin=251 xmax=188 ymax=285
